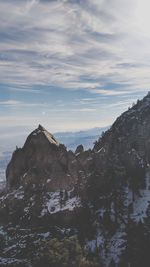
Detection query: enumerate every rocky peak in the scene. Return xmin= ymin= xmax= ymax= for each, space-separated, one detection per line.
xmin=25 ymin=124 xmax=59 ymax=147
xmin=75 ymin=144 xmax=84 ymax=155
xmin=5 ymin=124 xmax=89 ymax=197
xmin=38 ymin=124 xmax=45 ymax=131
xmin=6 ymin=126 xmax=70 ymax=190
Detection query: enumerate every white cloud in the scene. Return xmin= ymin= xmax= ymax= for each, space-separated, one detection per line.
xmin=0 ymin=100 xmax=48 ymax=108
xmin=90 ymin=89 xmax=130 ymax=96
xmin=0 ymin=100 xmax=21 ymax=106
xmin=8 ymin=88 xmax=41 ymax=93
xmin=0 ymin=0 xmax=149 ymax=96
xmin=0 ymin=0 xmax=150 ymax=134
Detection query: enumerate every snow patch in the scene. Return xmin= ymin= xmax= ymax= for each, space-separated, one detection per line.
xmin=41 ymin=191 xmax=81 ymax=216
xmin=127 ymin=171 xmax=150 ymax=222
xmin=86 ymin=229 xmax=126 ymax=267
xmin=14 ymin=191 xmax=24 ymax=200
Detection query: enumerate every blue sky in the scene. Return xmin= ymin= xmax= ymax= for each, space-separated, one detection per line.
xmin=0 ymin=0 xmax=150 ymax=134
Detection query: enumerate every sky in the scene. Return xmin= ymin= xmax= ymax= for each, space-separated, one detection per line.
xmin=0 ymin=0 xmax=150 ymax=138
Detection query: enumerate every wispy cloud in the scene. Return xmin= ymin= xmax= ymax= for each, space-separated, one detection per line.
xmin=90 ymin=89 xmax=130 ymax=96
xmin=0 ymin=0 xmax=149 ymax=96
xmin=0 ymin=0 xmax=150 ymax=132
xmin=0 ymin=100 xmax=21 ymax=106
xmin=0 ymin=100 xmax=47 ymax=108
xmin=8 ymin=88 xmax=41 ymax=94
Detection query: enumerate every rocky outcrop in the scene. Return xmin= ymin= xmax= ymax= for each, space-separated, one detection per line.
xmin=6 ymin=124 xmax=79 ymax=191
xmin=75 ymin=144 xmax=84 ymax=155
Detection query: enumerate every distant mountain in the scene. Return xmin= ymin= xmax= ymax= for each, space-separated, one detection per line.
xmin=55 ymin=126 xmax=108 ymax=150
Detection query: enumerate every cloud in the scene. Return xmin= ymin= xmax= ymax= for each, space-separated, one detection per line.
xmin=0 ymin=100 xmax=48 ymax=108
xmin=0 ymin=0 xmax=149 ymax=97
xmin=8 ymin=88 xmax=41 ymax=93
xmin=78 ymin=108 xmax=96 ymax=112
xmin=90 ymin=89 xmax=130 ymax=96
xmin=0 ymin=0 xmax=150 ymax=134
xmin=0 ymin=100 xmax=21 ymax=106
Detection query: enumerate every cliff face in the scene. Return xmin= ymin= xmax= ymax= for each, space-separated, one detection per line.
xmin=1 ymin=93 xmax=150 ymax=267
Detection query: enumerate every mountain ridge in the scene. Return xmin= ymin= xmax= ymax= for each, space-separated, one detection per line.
xmin=1 ymin=93 xmax=150 ymax=266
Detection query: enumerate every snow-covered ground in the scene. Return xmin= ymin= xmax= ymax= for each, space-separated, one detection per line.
xmin=126 ymin=170 xmax=150 ymax=223
xmin=86 ymin=228 xmax=126 ymax=266
xmin=41 ymin=191 xmax=81 ymax=216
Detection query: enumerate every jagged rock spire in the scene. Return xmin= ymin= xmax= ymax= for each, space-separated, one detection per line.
xmin=30 ymin=125 xmax=59 ymax=146
xmin=38 ymin=124 xmax=46 ymax=131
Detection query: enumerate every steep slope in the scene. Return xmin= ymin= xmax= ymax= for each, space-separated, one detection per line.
xmin=1 ymin=93 xmax=150 ymax=266
xmin=91 ymin=93 xmax=150 ymax=201
xmin=94 ymin=93 xmax=150 ymax=160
